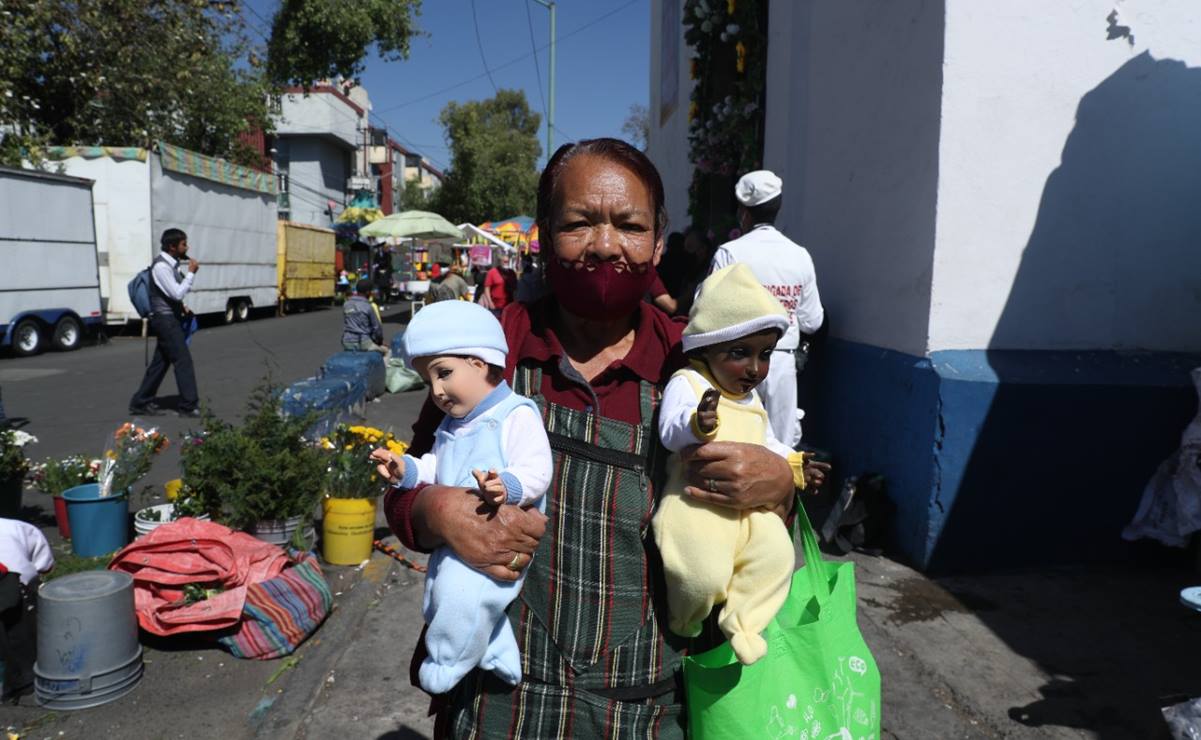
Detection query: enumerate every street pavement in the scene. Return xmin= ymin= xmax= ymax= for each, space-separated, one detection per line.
xmin=4 ymin=306 xmax=1200 ymax=738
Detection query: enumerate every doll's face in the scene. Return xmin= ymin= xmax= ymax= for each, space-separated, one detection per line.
xmin=414 ymin=355 xmax=495 ymax=418
xmin=699 ymin=329 xmax=780 ymax=396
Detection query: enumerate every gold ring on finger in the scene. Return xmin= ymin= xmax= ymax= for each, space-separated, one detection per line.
xmin=507 ymin=553 xmax=522 ymax=571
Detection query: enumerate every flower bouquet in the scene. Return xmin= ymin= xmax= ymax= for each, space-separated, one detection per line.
xmin=321 ymin=425 xmax=406 ymax=499
xmin=28 ymin=453 xmax=102 ymax=536
xmin=99 ymin=423 xmax=169 ymax=498
xmin=0 ymin=429 xmax=37 ymax=517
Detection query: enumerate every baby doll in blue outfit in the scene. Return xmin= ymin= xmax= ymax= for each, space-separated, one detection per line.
xmin=370 ymin=300 xmax=551 ymax=695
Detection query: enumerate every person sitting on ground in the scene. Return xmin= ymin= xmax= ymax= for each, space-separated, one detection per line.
xmin=370 ymin=300 xmax=551 ymax=695
xmin=343 ymin=279 xmax=387 ymax=354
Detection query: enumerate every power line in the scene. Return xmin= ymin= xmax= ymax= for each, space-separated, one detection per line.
xmin=470 ymin=0 xmax=500 ymax=95
xmin=376 ymin=0 xmax=639 ymax=115
xmin=523 ymin=0 xmax=548 ymax=124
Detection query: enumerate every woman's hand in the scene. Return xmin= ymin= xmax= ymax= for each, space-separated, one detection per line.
xmin=681 ymin=441 xmax=796 ymax=520
xmin=413 ymin=485 xmax=547 ymax=581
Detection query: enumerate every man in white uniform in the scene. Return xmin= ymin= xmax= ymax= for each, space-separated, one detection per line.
xmin=708 ymin=170 xmax=824 ymax=447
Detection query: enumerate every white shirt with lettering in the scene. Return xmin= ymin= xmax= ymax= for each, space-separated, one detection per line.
xmin=709 ymin=224 xmax=824 ymax=350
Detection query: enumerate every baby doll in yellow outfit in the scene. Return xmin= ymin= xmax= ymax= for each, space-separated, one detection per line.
xmin=652 ymin=263 xmax=810 ymax=665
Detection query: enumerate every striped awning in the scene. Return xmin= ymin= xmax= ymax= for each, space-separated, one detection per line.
xmin=156 ymin=141 xmax=276 ymax=196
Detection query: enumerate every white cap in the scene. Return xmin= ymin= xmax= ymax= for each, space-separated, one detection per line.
xmin=734 ymin=170 xmax=783 ymax=207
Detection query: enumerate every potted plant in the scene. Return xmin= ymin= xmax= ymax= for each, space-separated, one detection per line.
xmin=181 ymin=382 xmax=325 ymax=547
xmin=27 ymin=454 xmax=102 ymax=537
xmin=62 ymin=423 xmax=168 ymax=557
xmin=0 ymin=429 xmax=37 ymax=518
xmin=319 ymin=425 xmax=406 ymax=564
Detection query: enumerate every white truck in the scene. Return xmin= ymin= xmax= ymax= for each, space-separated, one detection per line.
xmin=0 ymin=166 xmax=104 ymax=356
xmin=48 ymin=143 xmax=279 ymax=325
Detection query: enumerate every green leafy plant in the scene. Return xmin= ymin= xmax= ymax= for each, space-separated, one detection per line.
xmin=181 ymin=381 xmax=325 ymax=529
xmin=28 ymin=455 xmax=102 ymax=496
xmin=0 ymin=430 xmax=37 ymax=481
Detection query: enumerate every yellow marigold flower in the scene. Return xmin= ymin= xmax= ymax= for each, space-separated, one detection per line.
xmin=386 ymin=440 xmax=408 ymax=456
xmin=736 ymin=41 xmax=746 ymax=73
xmin=689 ymin=101 xmax=699 ymax=121
xmin=727 ymin=0 xmax=736 ymax=14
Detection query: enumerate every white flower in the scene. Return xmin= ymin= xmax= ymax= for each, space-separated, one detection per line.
xmin=726 ymin=23 xmax=740 ymax=35
xmin=11 ymin=431 xmax=37 ymax=447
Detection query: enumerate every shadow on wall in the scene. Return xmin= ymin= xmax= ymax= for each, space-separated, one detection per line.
xmin=928 ymin=51 xmax=1201 ymax=572
xmin=918 ymin=52 xmax=1201 ymax=737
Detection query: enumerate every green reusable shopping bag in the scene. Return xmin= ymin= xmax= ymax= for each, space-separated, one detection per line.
xmin=683 ymin=498 xmax=881 ymax=740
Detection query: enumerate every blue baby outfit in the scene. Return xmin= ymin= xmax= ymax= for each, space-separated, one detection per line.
xmin=405 ymin=383 xmax=545 ymax=694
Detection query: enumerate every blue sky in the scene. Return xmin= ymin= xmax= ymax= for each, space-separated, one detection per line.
xmin=242 ymin=0 xmax=651 ymax=172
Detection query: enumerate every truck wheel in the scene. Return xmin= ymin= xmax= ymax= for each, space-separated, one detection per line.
xmin=52 ymin=316 xmax=83 ymax=351
xmin=224 ymin=303 xmax=236 ymax=325
xmin=235 ymin=300 xmax=251 ymax=322
xmin=12 ymin=318 xmax=43 ymax=356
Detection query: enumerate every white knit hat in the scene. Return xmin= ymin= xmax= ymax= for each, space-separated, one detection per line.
xmin=682 ymin=264 xmax=789 ymax=352
xmin=734 ymin=170 xmax=783 ymax=207
xmin=402 ymin=300 xmax=508 ymax=368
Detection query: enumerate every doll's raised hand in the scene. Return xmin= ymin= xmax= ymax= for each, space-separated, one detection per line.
xmin=370 ymin=447 xmax=405 ymax=484
xmin=695 ymin=388 xmax=721 ymax=435
xmin=802 ymin=457 xmax=831 ymax=491
xmin=472 ymin=468 xmax=507 ymax=506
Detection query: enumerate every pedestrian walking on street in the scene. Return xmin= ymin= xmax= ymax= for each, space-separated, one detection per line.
xmin=342 ymin=279 xmax=387 ymax=354
xmin=709 ymin=170 xmax=825 ymax=448
xmin=129 ymin=228 xmax=201 ymax=418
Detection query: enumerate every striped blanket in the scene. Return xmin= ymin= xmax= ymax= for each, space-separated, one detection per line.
xmin=217 ymin=550 xmax=332 ymax=660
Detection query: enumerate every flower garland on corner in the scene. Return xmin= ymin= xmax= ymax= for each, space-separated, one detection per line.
xmin=684 ymin=0 xmax=768 ymax=231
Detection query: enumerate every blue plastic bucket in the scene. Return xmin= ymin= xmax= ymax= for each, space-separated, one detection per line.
xmin=61 ymin=483 xmax=129 ymax=557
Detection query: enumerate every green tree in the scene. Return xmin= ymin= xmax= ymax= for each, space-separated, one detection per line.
xmin=399 ymin=175 xmax=433 ymax=212
xmin=622 ymin=103 xmax=649 ymax=151
xmin=0 ymin=0 xmax=272 ymax=167
xmin=435 ymin=89 xmax=541 ymax=224
xmin=267 ymin=0 xmax=423 ymax=87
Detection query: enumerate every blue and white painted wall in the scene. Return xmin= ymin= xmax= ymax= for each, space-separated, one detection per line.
xmin=649 ymin=0 xmax=1201 ymax=570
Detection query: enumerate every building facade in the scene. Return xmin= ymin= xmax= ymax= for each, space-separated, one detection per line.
xmin=273 ymin=84 xmax=371 ymax=227
xmin=649 ymin=0 xmax=1201 ymax=570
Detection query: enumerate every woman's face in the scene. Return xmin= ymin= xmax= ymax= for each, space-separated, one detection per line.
xmin=549 ymin=154 xmax=662 ymax=268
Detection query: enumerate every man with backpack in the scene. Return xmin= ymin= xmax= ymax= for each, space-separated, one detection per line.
xmin=129 ymin=228 xmax=201 ymax=417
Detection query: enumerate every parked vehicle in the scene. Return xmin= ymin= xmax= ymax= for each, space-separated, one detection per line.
xmin=48 ymin=143 xmax=279 ymax=325
xmin=277 ymin=221 xmax=336 ymax=313
xmin=0 ymin=166 xmax=104 ymax=356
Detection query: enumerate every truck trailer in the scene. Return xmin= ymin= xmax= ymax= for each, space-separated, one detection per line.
xmin=48 ymin=143 xmax=279 ymax=325
xmin=0 ymin=166 xmax=104 ymax=356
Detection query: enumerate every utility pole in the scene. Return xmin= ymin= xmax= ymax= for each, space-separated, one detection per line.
xmin=532 ymin=0 xmax=556 ymax=156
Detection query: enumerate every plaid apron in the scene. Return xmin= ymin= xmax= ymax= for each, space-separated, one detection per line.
xmin=447 ymin=362 xmax=690 ymax=739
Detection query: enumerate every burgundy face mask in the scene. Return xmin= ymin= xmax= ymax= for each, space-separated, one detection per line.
xmin=546 ymin=256 xmax=657 ymax=321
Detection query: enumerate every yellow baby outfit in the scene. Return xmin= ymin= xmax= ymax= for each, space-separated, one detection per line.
xmin=652 ymin=366 xmax=795 ymax=665
xmin=651 ymin=263 xmax=804 ymax=666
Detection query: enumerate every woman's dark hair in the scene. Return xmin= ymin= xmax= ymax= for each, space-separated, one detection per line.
xmin=535 ymin=138 xmax=668 ymax=257
xmin=665 ymin=231 xmax=685 ymax=254
xmin=160 ymin=228 xmax=187 ymax=251
xmin=743 ymin=195 xmax=782 ymax=226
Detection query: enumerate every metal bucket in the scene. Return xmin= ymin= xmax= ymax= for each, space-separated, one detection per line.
xmin=33 ymin=570 xmax=142 ymax=710
xmin=248 ymin=515 xmax=315 ymax=547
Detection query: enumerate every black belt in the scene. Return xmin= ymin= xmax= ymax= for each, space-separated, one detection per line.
xmin=583 ymin=673 xmax=681 ymax=702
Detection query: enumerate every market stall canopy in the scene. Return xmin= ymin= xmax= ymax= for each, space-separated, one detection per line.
xmin=482 ymin=215 xmax=535 ymax=233
xmin=458 ymin=223 xmax=515 ymax=252
xmin=359 ymin=210 xmax=463 ymax=240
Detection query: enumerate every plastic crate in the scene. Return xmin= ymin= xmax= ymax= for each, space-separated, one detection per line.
xmin=321 ymin=351 xmax=386 ymax=399
xmin=280 ymin=376 xmax=367 ymax=438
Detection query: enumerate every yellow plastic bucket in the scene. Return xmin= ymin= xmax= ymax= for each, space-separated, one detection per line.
xmin=322 ymin=496 xmax=377 ymax=565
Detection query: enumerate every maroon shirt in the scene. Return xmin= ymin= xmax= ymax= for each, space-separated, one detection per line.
xmin=385 ymin=298 xmax=685 ymax=551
